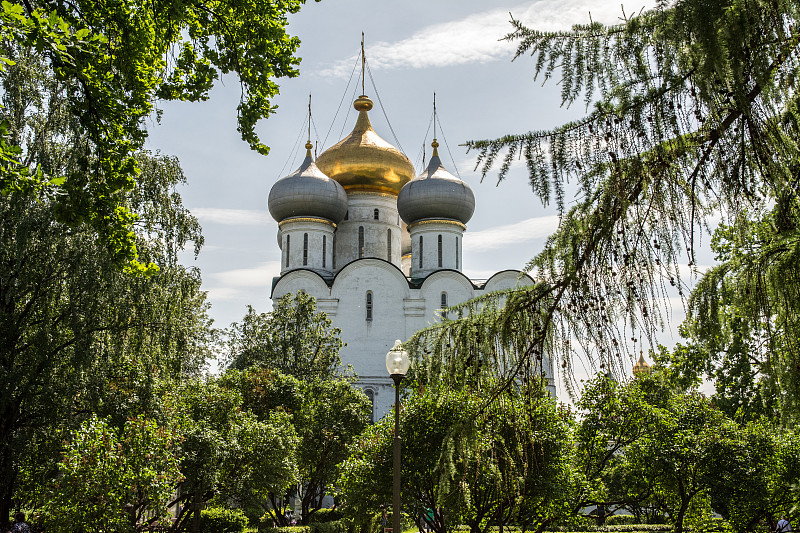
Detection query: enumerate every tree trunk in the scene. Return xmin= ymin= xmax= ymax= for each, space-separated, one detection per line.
xmin=0 ymin=449 xmax=15 ymax=526
xmin=674 ymin=499 xmax=690 ymax=533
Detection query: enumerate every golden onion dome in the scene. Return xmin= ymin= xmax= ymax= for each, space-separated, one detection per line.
xmin=632 ymin=353 xmax=651 ymax=376
xmin=316 ymin=96 xmax=415 ymax=195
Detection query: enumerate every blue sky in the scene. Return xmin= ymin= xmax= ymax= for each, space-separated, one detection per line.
xmin=145 ymin=0 xmax=718 ymax=383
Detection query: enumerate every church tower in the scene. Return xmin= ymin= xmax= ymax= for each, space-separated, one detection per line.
xmin=315 ymin=95 xmax=414 ymax=271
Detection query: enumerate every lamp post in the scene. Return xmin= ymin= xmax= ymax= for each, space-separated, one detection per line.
xmin=386 ymin=339 xmax=410 ymax=533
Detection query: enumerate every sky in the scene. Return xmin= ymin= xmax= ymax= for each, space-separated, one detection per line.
xmin=144 ymin=0 xmax=717 ymax=386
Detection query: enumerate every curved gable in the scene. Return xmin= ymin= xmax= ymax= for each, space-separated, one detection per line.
xmin=271 ymin=268 xmax=331 ymax=299
xmin=482 ymin=269 xmax=535 ymax=292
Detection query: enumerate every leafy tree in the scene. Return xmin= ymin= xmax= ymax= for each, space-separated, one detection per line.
xmin=574 ymin=374 xmax=670 ymax=521
xmin=706 ymin=421 xmax=800 ymax=533
xmin=0 ymin=150 xmax=209 ymax=523
xmin=294 ymin=379 xmax=371 ymax=524
xmin=408 ymin=0 xmax=800 ymax=418
xmin=1 ymin=0 xmax=310 ymax=268
xmin=164 ymin=377 xmax=298 ymax=532
xmin=225 ymin=292 xmax=345 ymax=381
xmin=219 ymin=368 xmax=370 ymax=525
xmin=39 ymin=415 xmax=183 ymax=532
xmin=337 ymin=383 xmax=576 ymax=533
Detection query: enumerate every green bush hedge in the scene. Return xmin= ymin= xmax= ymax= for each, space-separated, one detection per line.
xmin=200 ymin=507 xmax=248 ymax=533
xmin=309 ymin=509 xmax=345 ymax=524
xmin=260 ymin=519 xmax=352 ymax=533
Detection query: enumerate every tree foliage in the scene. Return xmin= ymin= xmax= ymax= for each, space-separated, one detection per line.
xmin=0 ymin=0 xmax=309 ymax=268
xmin=225 ymin=292 xmax=346 ymax=381
xmin=337 ymin=383 xmax=576 ymax=533
xmin=39 ymin=416 xmax=183 ymax=532
xmin=408 ymin=0 xmax=800 ymax=416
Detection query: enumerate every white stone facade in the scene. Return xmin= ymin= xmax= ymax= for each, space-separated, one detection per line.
xmin=271 ymin=256 xmax=556 ymax=422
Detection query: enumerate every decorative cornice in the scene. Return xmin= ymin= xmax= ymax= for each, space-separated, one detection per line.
xmin=345 ymin=188 xmax=399 ymax=198
xmin=278 ymin=217 xmax=336 ymax=228
xmin=407 ymin=219 xmax=466 ymax=231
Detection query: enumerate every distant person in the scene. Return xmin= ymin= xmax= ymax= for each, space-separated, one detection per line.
xmin=777 ymin=516 xmax=792 ymax=533
xmin=11 ymin=513 xmax=30 ymax=533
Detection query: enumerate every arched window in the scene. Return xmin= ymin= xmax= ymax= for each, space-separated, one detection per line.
xmin=366 ymin=291 xmax=373 ymax=321
xmin=441 ymin=292 xmax=448 ymax=319
xmin=285 ymin=235 xmax=290 ymax=268
xmin=364 ymin=389 xmax=375 ymax=424
xmin=456 ymin=237 xmax=459 ymax=269
xmin=358 ymin=226 xmax=365 ymax=258
xmin=322 ymin=235 xmax=327 ymax=268
xmin=387 ymin=229 xmax=392 ymax=261
xmin=303 ymin=233 xmax=308 ymax=266
xmin=374 ymin=208 xmax=379 ymax=220
xmin=332 ymin=236 xmax=336 ymax=270
xmin=419 ymin=236 xmax=423 ymax=268
xmin=344 ymin=211 xmax=349 ymax=220
xmin=438 ymin=234 xmax=443 ymax=268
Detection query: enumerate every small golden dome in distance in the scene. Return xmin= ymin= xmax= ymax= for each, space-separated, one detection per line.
xmin=632 ymin=353 xmax=651 ymax=376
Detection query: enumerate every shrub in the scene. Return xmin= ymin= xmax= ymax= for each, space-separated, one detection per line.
xmin=605 ymin=516 xmax=638 ymax=527
xmin=259 ymin=526 xmax=312 ymax=533
xmin=309 ymin=509 xmax=345 ymax=524
xmin=200 ymin=507 xmax=248 ymax=533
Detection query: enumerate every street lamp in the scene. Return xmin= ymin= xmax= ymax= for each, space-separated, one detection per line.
xmin=386 ymin=339 xmax=410 ymax=533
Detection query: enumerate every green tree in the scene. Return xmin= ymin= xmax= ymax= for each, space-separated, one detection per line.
xmin=225 ymin=292 xmax=345 ymax=381
xmin=39 ymin=415 xmax=183 ymax=532
xmin=337 ymin=383 xmax=576 ymax=533
xmin=0 ymin=149 xmax=209 ymax=522
xmin=706 ymin=421 xmax=800 ymax=532
xmin=294 ymin=379 xmax=371 ymax=524
xmin=1 ymin=0 xmax=310 ymax=268
xmin=164 ymin=377 xmax=298 ymax=532
xmin=409 ymin=0 xmax=800 ymax=418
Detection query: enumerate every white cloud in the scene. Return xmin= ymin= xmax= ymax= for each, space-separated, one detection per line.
xmin=465 ymin=215 xmax=560 ymax=251
xmin=192 ymin=208 xmax=272 ymax=226
xmin=208 ymin=261 xmax=282 ymax=288
xmin=318 ymin=1 xmax=654 ymax=77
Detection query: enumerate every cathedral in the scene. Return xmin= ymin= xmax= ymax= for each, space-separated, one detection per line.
xmin=268 ymin=94 xmax=556 ymax=421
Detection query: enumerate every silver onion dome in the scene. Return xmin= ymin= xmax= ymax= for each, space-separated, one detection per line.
xmin=268 ymin=143 xmax=348 ymax=223
xmin=398 ymin=141 xmax=475 ymax=225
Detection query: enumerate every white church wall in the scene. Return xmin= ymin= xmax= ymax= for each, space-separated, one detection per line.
xmin=330 ymin=260 xmax=411 ymax=378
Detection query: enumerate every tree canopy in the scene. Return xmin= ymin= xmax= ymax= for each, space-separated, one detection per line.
xmin=1 ymin=0 xmax=311 ymax=270
xmin=225 ymin=292 xmax=346 ymax=381
xmin=409 ymin=0 xmax=800 ymax=417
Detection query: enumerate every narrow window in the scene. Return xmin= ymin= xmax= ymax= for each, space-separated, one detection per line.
xmin=322 ymin=235 xmax=327 ymax=268
xmin=303 ymin=233 xmax=308 ymax=266
xmin=285 ymin=235 xmax=290 ymax=268
xmin=344 ymin=211 xmax=349 ymax=220
xmin=366 ymin=291 xmax=373 ymax=321
xmin=419 ymin=236 xmax=423 ymax=268
xmin=374 ymin=208 xmax=379 ymax=220
xmin=456 ymin=237 xmax=459 ymax=269
xmin=387 ymin=229 xmax=392 ymax=261
xmin=365 ymin=389 xmax=375 ymax=424
xmin=332 ymin=236 xmax=336 ymax=270
xmin=438 ymin=234 xmax=443 ymax=268
xmin=359 ymin=226 xmax=365 ymax=258
xmin=441 ymin=292 xmax=448 ymax=319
